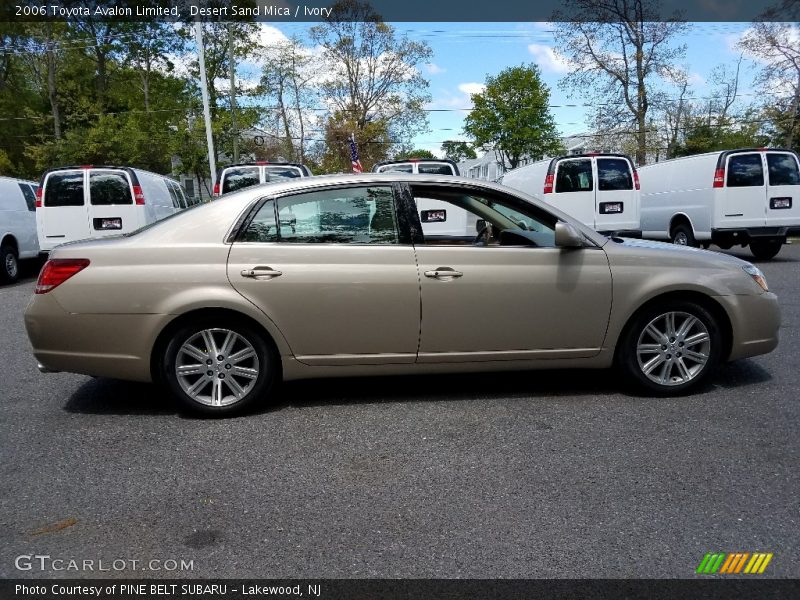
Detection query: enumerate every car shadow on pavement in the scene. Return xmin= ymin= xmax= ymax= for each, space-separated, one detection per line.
xmin=63 ymin=377 xmax=178 ymax=415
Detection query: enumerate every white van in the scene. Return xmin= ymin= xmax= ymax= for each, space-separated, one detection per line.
xmin=0 ymin=176 xmax=39 ymax=283
xmin=374 ymin=159 xmax=459 ymax=176
xmin=638 ymin=148 xmax=800 ymax=259
xmin=36 ymin=166 xmax=196 ymax=253
xmin=213 ymin=162 xmax=312 ymax=197
xmin=500 ymin=153 xmax=642 ymax=237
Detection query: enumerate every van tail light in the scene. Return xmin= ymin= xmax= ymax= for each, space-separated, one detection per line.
xmin=543 ymin=173 xmax=554 ymax=194
xmin=213 ymin=182 xmax=220 ymax=197
xmin=713 ymin=168 xmax=725 ymax=188
xmin=35 ymin=259 xmax=90 ymax=294
xmin=132 ymin=185 xmax=145 ymax=205
xmin=35 ymin=186 xmax=43 ymax=208
xmin=633 ymin=169 xmax=640 ymax=190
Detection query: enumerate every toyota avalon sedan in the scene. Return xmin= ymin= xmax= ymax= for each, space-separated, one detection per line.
xmin=24 ymin=174 xmax=780 ymax=416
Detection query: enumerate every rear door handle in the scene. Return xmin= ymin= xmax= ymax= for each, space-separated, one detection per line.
xmin=424 ymin=267 xmax=463 ymax=279
xmin=241 ymin=266 xmax=283 ymax=279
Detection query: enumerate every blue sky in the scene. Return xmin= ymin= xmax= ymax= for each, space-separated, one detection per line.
xmin=257 ymin=21 xmax=757 ymax=157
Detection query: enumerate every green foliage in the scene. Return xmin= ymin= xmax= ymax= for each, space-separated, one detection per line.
xmin=395 ymin=149 xmax=436 ymax=160
xmin=673 ymin=114 xmax=770 ymax=157
xmin=441 ymin=141 xmax=477 ymax=163
xmin=463 ymin=64 xmax=563 ymax=171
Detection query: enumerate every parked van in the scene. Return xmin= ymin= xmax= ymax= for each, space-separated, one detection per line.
xmin=500 ymin=154 xmax=641 ymax=237
xmin=0 ymin=176 xmax=39 ymax=283
xmin=213 ymin=161 xmax=312 ymax=197
xmin=373 ymin=158 xmax=459 ymax=176
xmin=36 ymin=166 xmax=195 ymax=253
xmin=638 ymin=148 xmax=800 ymax=259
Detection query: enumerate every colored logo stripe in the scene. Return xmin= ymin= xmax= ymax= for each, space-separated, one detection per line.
xmin=697 ymin=552 xmax=773 ymax=574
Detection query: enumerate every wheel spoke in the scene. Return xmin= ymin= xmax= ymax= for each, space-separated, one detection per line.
xmin=658 ymin=361 xmax=671 ymax=384
xmin=186 ymin=377 xmax=208 ymax=397
xmin=638 ymin=343 xmax=662 ymax=354
xmin=675 ymin=357 xmax=692 ymax=381
xmin=211 ymin=379 xmax=223 ymax=406
xmin=180 ymin=343 xmax=208 ymax=363
xmin=225 ymin=376 xmax=246 ymax=399
xmin=684 ymin=332 xmax=710 ymax=347
xmin=676 ymin=315 xmax=697 ymax=338
xmin=177 ymin=364 xmax=205 ymax=377
xmin=232 ymin=366 xmax=258 ymax=380
xmin=665 ymin=312 xmax=677 ymax=338
xmin=229 ymin=347 xmax=256 ymax=364
xmin=200 ymin=330 xmax=218 ymax=356
xmin=645 ymin=324 xmax=667 ymax=344
xmin=683 ymin=348 xmax=708 ymax=364
xmin=642 ymin=354 xmax=666 ymax=375
xmin=219 ymin=331 xmax=237 ymax=356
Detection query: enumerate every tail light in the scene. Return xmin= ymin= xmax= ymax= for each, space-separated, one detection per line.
xmin=35 ymin=259 xmax=90 ymax=294
xmin=35 ymin=187 xmax=43 ymax=208
xmin=713 ymin=168 xmax=725 ymax=188
xmin=633 ymin=169 xmax=640 ymax=190
xmin=132 ymin=185 xmax=145 ymax=205
xmin=543 ymin=173 xmax=554 ymax=194
xmin=213 ymin=182 xmax=220 ymax=197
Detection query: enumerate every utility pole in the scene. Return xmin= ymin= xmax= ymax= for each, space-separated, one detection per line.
xmin=194 ymin=21 xmax=217 ymax=192
xmin=228 ymin=22 xmax=239 ymax=163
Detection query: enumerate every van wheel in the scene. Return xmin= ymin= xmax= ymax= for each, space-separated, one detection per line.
xmin=670 ymin=224 xmax=697 ymax=247
xmin=0 ymin=245 xmax=19 ymax=283
xmin=749 ymin=240 xmax=782 ymax=260
xmin=161 ymin=319 xmax=277 ymax=416
xmin=617 ymin=301 xmax=721 ymax=395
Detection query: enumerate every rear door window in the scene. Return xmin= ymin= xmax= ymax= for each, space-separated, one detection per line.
xmin=597 ymin=158 xmax=633 ymax=190
xmin=222 ymin=167 xmax=260 ymax=193
xmin=18 ymin=183 xmax=36 ymax=211
xmin=44 ymin=171 xmax=85 ymax=207
xmin=89 ymin=171 xmax=133 ymax=205
xmin=555 ymin=159 xmax=593 ymax=192
xmin=377 ymin=164 xmax=413 ymax=173
xmin=166 ymin=180 xmax=185 ymax=208
xmin=418 ymin=163 xmax=456 ymax=175
xmin=766 ymin=153 xmax=800 ymax=186
xmin=264 ymin=166 xmax=303 ymax=181
xmin=727 ymin=154 xmax=764 ymax=187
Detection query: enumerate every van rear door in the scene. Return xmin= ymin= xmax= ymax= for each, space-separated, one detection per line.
xmin=87 ymin=169 xmax=141 ymax=237
xmin=594 ymin=157 xmax=638 ymax=233
xmin=551 ymin=158 xmax=595 ymax=227
xmin=40 ymin=169 xmax=90 ymax=249
xmin=722 ymin=152 xmax=767 ymax=228
xmin=765 ymin=151 xmax=800 ymax=228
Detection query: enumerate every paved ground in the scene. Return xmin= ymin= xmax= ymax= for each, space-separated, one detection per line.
xmin=0 ymin=246 xmax=797 ymax=579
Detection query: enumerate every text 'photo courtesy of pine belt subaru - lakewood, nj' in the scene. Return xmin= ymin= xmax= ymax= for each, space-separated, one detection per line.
xmin=25 ymin=174 xmax=780 ymax=417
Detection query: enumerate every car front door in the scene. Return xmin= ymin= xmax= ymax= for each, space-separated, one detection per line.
xmin=406 ymin=184 xmax=613 ymax=363
xmin=227 ymin=184 xmax=421 ymax=365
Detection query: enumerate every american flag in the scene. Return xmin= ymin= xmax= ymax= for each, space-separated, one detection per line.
xmin=349 ymin=134 xmax=363 ymax=173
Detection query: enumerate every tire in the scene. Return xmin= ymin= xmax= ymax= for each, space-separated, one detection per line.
xmin=0 ymin=245 xmax=19 ymax=284
xmin=670 ymin=223 xmax=698 ymax=247
xmin=749 ymin=239 xmax=782 ymax=260
xmin=617 ymin=301 xmax=721 ymax=395
xmin=161 ymin=318 xmax=277 ymax=416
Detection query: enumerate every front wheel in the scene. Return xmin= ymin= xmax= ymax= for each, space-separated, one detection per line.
xmin=161 ymin=319 xmax=277 ymax=416
xmin=617 ymin=302 xmax=721 ymax=395
xmin=749 ymin=239 xmax=782 ymax=260
xmin=0 ymin=245 xmax=19 ymax=283
xmin=670 ymin=224 xmax=697 ymax=247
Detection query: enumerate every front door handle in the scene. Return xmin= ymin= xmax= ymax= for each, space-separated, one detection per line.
xmin=424 ymin=267 xmax=463 ymax=279
xmin=241 ymin=266 xmax=283 ymax=279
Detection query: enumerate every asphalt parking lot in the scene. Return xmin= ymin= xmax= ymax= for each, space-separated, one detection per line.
xmin=0 ymin=246 xmax=798 ymax=580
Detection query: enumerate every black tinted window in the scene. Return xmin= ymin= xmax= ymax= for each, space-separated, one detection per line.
xmin=418 ymin=163 xmax=456 ymax=175
xmin=597 ymin=158 xmax=633 ymax=191
xmin=727 ymin=154 xmax=764 ymax=187
xmin=767 ymin=153 xmax=800 ymax=186
xmin=89 ymin=171 xmax=132 ymax=205
xmin=264 ymin=166 xmax=302 ymax=181
xmin=44 ymin=172 xmax=84 ymax=207
xmin=18 ymin=183 xmax=36 ymax=211
xmin=242 ymin=200 xmax=278 ymax=243
xmin=222 ymin=167 xmax=260 ymax=193
xmin=377 ymin=164 xmax=413 ymax=173
xmin=555 ymin=159 xmax=593 ymax=193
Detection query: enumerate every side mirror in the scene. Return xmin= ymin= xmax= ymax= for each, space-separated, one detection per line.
xmin=554 ymin=222 xmax=585 ymax=248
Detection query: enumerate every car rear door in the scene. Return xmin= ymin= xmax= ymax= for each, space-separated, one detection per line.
xmin=721 ymin=152 xmax=767 ymax=228
xmin=765 ymin=151 xmax=800 ymax=228
xmin=550 ymin=158 xmax=595 ymax=228
xmin=594 ymin=157 xmax=638 ymax=233
xmin=227 ymin=184 xmax=421 ymax=365
xmin=40 ymin=169 xmax=90 ymax=248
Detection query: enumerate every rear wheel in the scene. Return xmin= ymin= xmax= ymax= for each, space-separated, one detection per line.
xmin=0 ymin=245 xmax=19 ymax=283
xmin=749 ymin=239 xmax=782 ymax=260
xmin=617 ymin=301 xmax=721 ymax=395
xmin=161 ymin=319 xmax=277 ymax=416
xmin=670 ymin=224 xmax=697 ymax=247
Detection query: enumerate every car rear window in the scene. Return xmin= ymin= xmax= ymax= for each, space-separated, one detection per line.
xmin=555 ymin=159 xmax=593 ymax=193
xmin=44 ymin=171 xmax=84 ymax=207
xmin=222 ymin=167 xmax=260 ymax=193
xmin=377 ymin=164 xmax=413 ymax=173
xmin=418 ymin=163 xmax=456 ymax=175
xmin=18 ymin=183 xmax=36 ymax=211
xmin=597 ymin=158 xmax=633 ymax=191
xmin=264 ymin=166 xmax=303 ymax=181
xmin=166 ymin=180 xmax=185 ymax=208
xmin=90 ymin=171 xmax=133 ymax=205
xmin=727 ymin=154 xmax=764 ymax=187
xmin=766 ymin=153 xmax=800 ymax=186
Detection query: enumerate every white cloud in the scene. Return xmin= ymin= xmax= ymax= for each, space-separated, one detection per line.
xmin=253 ymin=24 xmax=290 ymax=48
xmin=458 ymin=82 xmax=486 ymax=96
xmin=528 ymin=43 xmax=571 ymax=74
xmin=424 ymin=63 xmax=446 ymax=75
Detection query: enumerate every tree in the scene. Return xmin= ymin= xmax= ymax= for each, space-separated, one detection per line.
xmin=441 ymin=140 xmax=476 ymax=163
xmin=310 ymin=0 xmax=432 ymax=153
xmin=395 ymin=148 xmax=436 ymax=160
xmin=315 ymin=111 xmax=391 ymax=173
xmin=553 ymin=0 xmax=688 ymax=165
xmin=463 ymin=64 xmax=562 ymax=171
xmin=672 ymin=112 xmax=769 ymax=157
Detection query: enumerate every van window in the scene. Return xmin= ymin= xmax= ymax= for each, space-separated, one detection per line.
xmin=418 ymin=163 xmax=455 ymax=175
xmin=727 ymin=154 xmax=764 ymax=187
xmin=264 ymin=166 xmax=303 ymax=181
xmin=44 ymin=171 xmax=84 ymax=207
xmin=90 ymin=171 xmax=133 ymax=205
xmin=767 ymin=153 xmax=800 ymax=186
xmin=597 ymin=158 xmax=633 ymax=190
xmin=18 ymin=183 xmax=36 ymax=211
xmin=377 ymin=164 xmax=413 ymax=173
xmin=555 ymin=160 xmax=592 ymax=193
xmin=183 ymin=179 xmax=195 ymax=200
xmin=222 ymin=167 xmax=260 ymax=193
xmin=166 ymin=180 xmax=186 ymax=208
